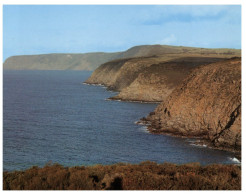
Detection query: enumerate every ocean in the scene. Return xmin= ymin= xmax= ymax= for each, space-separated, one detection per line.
xmin=3 ymin=70 xmax=239 ymax=171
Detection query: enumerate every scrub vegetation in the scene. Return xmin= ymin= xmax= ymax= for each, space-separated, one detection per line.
xmin=3 ymin=161 xmax=241 ymax=190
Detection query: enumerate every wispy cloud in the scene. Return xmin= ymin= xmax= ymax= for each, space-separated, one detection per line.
xmin=3 ymin=5 xmax=241 ymax=60
xmin=142 ymin=11 xmax=226 ymax=25
xmin=137 ymin=5 xmax=240 ymax=25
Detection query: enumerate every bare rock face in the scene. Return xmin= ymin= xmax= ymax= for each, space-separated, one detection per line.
xmin=85 ymin=56 xmax=163 ymax=91
xmin=86 ymin=56 xmax=230 ymax=102
xmin=85 ymin=45 xmax=241 ymax=102
xmin=111 ymin=57 xmax=225 ymax=102
xmin=145 ymin=58 xmax=241 ymax=151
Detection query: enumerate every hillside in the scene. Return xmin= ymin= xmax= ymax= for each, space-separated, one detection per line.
xmin=141 ymin=58 xmax=241 ymax=152
xmin=85 ymin=46 xmax=240 ymax=102
xmin=109 ymin=57 xmax=226 ymax=102
xmin=116 ymin=44 xmax=241 ymax=59
xmin=3 ymin=45 xmax=241 ymax=70
xmin=3 ymin=53 xmax=120 ymax=71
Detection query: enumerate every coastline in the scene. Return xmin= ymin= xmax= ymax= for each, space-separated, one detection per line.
xmin=3 ymin=76 xmax=241 ymax=190
xmin=83 ymin=81 xmax=241 ymax=160
xmin=83 ymin=81 xmax=162 ymax=103
xmin=106 ymin=97 xmax=162 ymax=104
xmin=137 ymin=117 xmax=241 ymax=160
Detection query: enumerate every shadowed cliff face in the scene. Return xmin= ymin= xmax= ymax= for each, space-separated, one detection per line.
xmin=144 ymin=58 xmax=241 ymax=151
xmin=111 ymin=57 xmax=226 ymax=102
xmin=85 ymin=56 xmax=162 ymax=91
xmin=86 ymin=56 xmax=234 ymax=102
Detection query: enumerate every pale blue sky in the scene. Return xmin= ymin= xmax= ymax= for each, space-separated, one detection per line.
xmin=3 ymin=5 xmax=241 ymax=61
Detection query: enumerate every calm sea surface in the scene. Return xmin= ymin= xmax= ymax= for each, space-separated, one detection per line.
xmin=3 ymin=70 xmax=239 ymax=171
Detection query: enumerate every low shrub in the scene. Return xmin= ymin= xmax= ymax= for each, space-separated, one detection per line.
xmin=3 ymin=162 xmax=241 ymax=190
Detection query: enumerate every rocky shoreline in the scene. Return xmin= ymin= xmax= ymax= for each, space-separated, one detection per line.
xmin=85 ymin=56 xmax=231 ymax=102
xmin=137 ymin=117 xmax=241 ymax=160
xmin=85 ymin=56 xmax=241 ymax=155
xmin=3 ymin=45 xmax=242 ymax=190
xmin=141 ymin=58 xmax=241 ymax=154
xmin=85 ymin=77 xmax=241 ymax=158
xmin=107 ymin=96 xmax=162 ymax=104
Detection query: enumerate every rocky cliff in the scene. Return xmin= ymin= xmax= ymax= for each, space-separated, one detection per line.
xmin=4 ymin=44 xmax=241 ymax=70
xmin=85 ymin=56 xmax=163 ymax=91
xmin=142 ymin=58 xmax=241 ymax=152
xmin=110 ymin=57 xmax=226 ymax=102
xmin=86 ymin=55 xmax=238 ymax=102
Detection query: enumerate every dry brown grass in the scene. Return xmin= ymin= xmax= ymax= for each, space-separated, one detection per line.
xmin=3 ymin=161 xmax=241 ymax=190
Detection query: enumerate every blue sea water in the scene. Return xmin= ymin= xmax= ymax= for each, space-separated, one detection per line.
xmin=3 ymin=70 xmax=239 ymax=171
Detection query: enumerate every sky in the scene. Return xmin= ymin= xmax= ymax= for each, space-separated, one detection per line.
xmin=3 ymin=5 xmax=241 ymax=61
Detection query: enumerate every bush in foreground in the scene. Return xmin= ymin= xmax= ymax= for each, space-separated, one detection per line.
xmin=3 ymin=161 xmax=241 ymax=190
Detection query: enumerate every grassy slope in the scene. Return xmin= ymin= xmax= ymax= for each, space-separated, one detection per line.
xmin=3 ymin=45 xmax=241 ymax=70
xmin=3 ymin=53 xmax=120 ymax=71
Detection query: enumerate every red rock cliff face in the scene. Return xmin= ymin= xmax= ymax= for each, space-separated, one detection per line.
xmin=146 ymin=58 xmax=241 ymax=151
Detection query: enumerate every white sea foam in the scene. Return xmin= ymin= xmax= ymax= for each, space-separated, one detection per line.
xmin=104 ymin=98 xmax=160 ymax=104
xmin=126 ymin=100 xmax=161 ymax=104
xmin=190 ymin=143 xmax=207 ymax=148
xmin=228 ymin=157 xmax=241 ymax=164
xmin=186 ymin=139 xmax=197 ymax=143
xmin=135 ymin=121 xmax=147 ymax=125
xmin=105 ymin=98 xmax=122 ymax=102
xmin=82 ymin=82 xmax=90 ymax=85
xmin=83 ymin=83 xmax=105 ymax=87
xmin=139 ymin=126 xmax=149 ymax=133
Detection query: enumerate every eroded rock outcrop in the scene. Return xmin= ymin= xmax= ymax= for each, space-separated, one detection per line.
xmin=110 ymin=57 xmax=225 ymax=102
xmin=85 ymin=56 xmax=164 ymax=91
xmin=86 ymin=56 xmax=233 ymax=102
xmin=143 ymin=58 xmax=241 ymax=151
